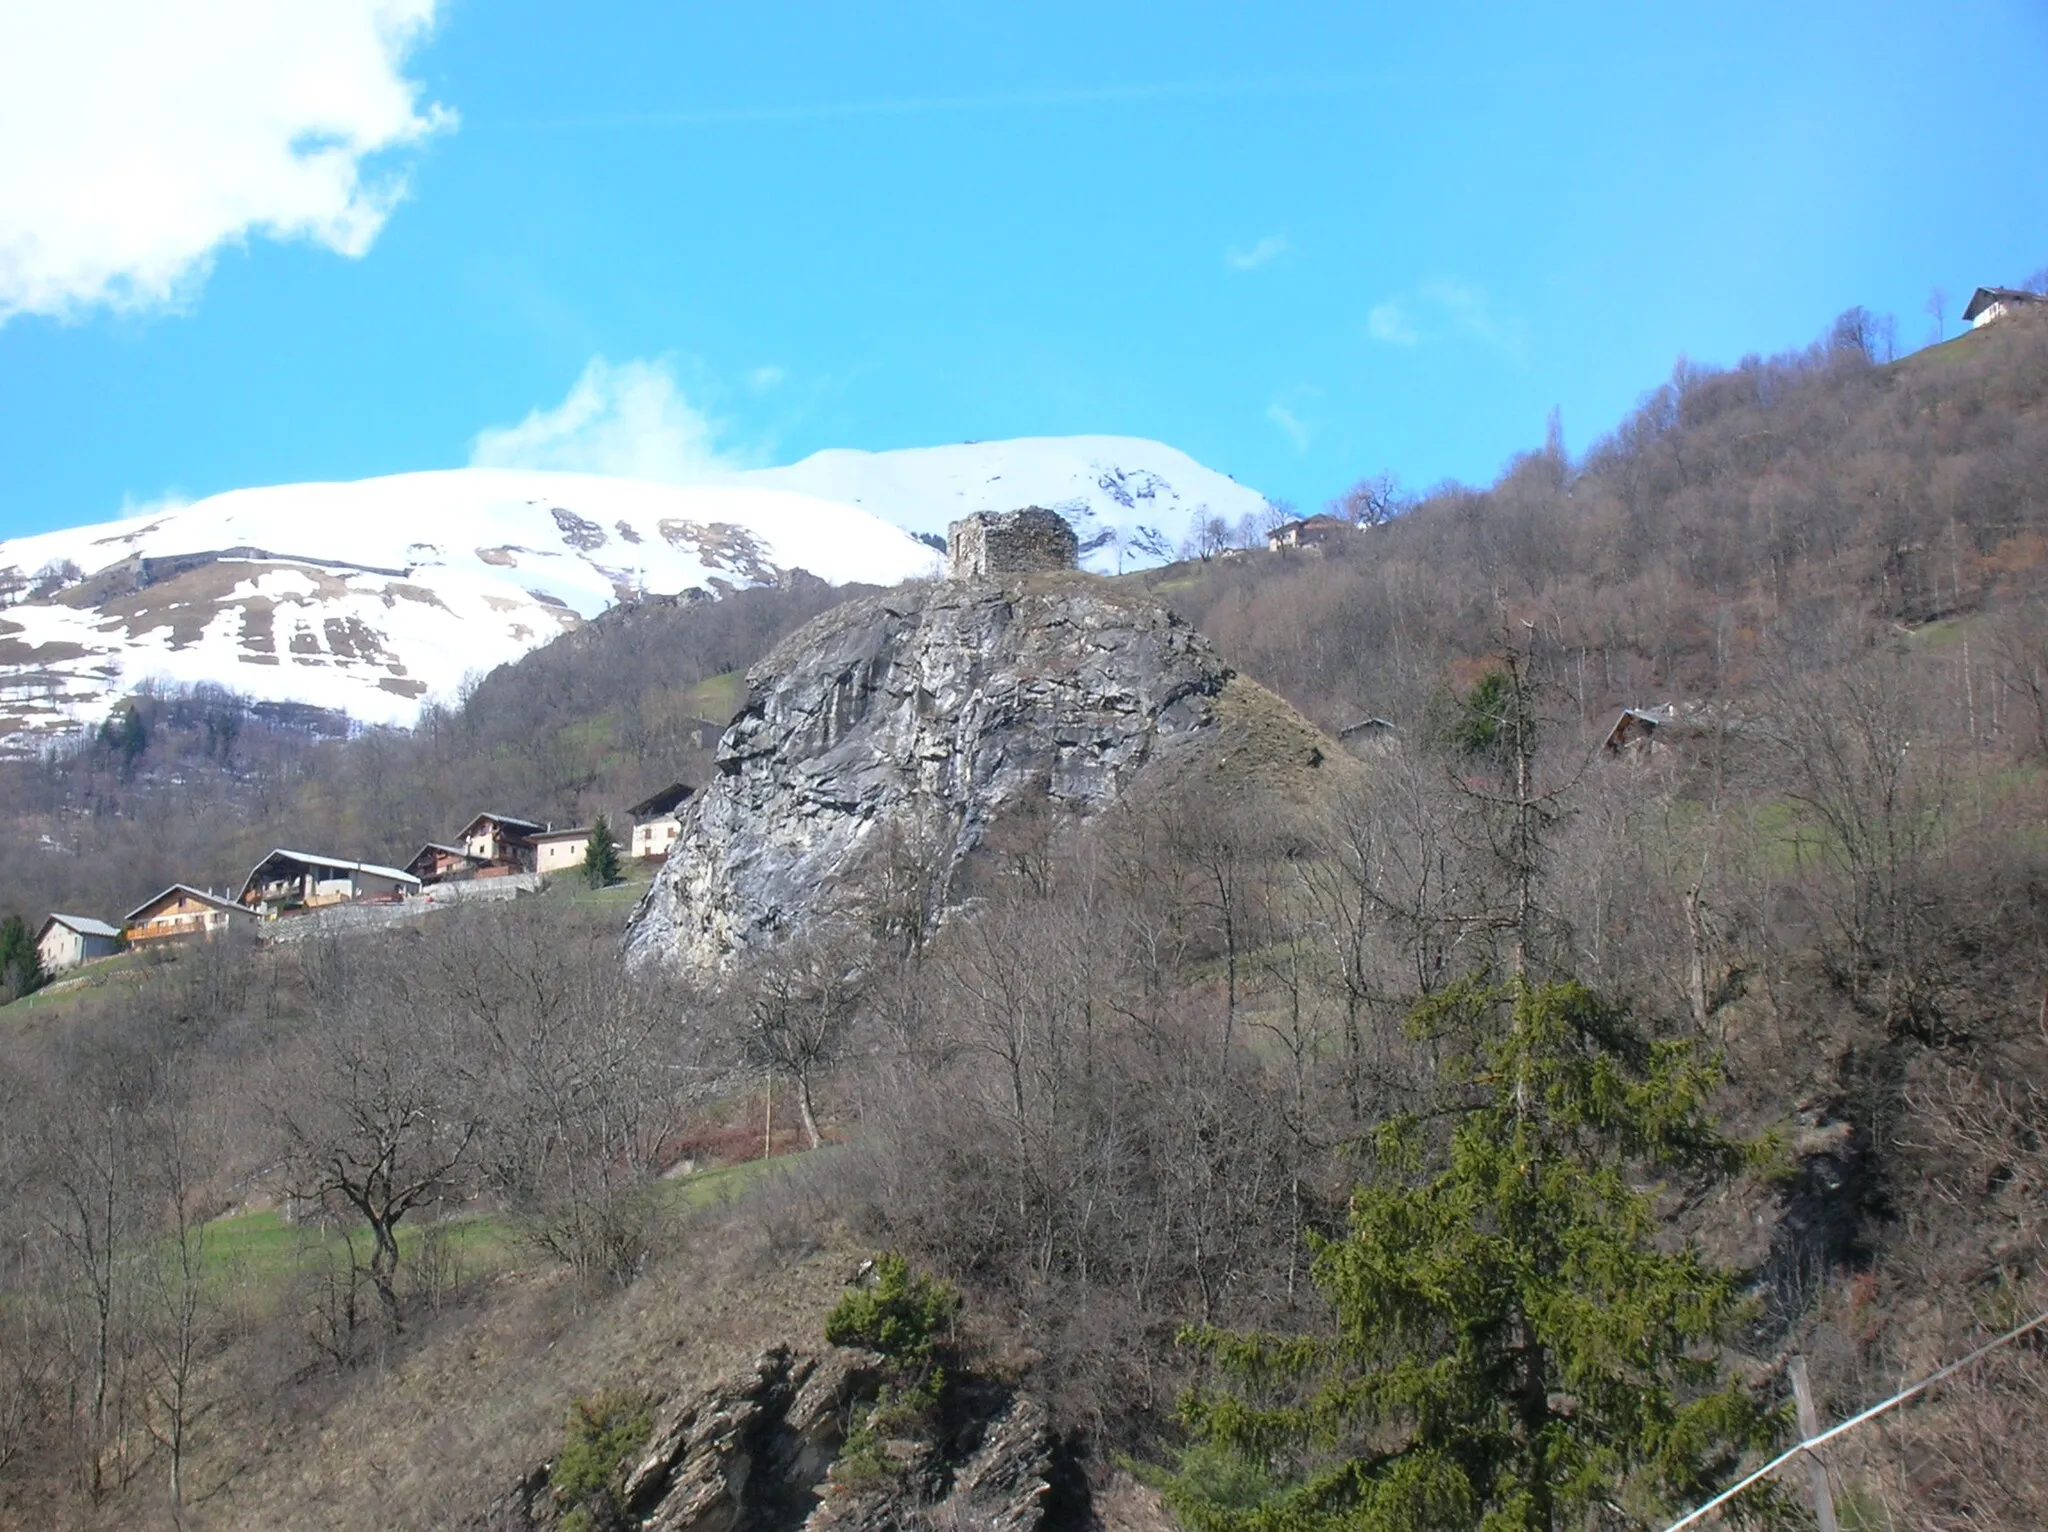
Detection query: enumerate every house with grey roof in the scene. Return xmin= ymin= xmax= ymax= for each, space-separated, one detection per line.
xmin=36 ymin=913 xmax=121 ymax=973
xmin=237 ymin=849 xmax=421 ymax=915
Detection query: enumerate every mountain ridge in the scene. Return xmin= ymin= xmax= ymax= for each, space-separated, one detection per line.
xmin=0 ymin=437 xmax=1267 ymax=744
xmin=732 ymin=433 xmax=1270 ymax=572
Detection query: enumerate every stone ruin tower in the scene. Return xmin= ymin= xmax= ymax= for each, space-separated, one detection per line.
xmin=946 ymin=507 xmax=1080 ymax=580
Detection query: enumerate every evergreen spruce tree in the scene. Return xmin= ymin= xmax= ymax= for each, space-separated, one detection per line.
xmin=584 ymin=816 xmax=622 ymax=889
xmin=1164 ymin=976 xmax=1787 ymax=1532
xmin=0 ymin=913 xmax=47 ymax=1002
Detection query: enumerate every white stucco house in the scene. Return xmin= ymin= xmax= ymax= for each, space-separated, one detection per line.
xmin=529 ymin=827 xmax=597 ymax=876
xmin=1962 ymin=286 xmax=2045 ymax=329
xmin=36 ymin=914 xmax=122 ymax=973
xmin=627 ymin=783 xmax=695 ymax=860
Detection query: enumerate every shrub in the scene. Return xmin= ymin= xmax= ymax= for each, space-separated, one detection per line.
xmin=824 ymin=1253 xmax=959 ymax=1370
xmin=555 ymin=1392 xmax=653 ymax=1532
xmin=824 ymin=1255 xmax=961 ymax=1487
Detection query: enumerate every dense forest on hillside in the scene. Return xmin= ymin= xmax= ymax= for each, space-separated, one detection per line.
xmin=3 ymin=306 xmax=2048 ymax=1530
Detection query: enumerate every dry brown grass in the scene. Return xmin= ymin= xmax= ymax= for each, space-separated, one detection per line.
xmin=65 ymin=1195 xmax=866 ymax=1532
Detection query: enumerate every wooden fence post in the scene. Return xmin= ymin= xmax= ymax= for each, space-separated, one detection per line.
xmin=1788 ymin=1354 xmax=1840 ymax=1532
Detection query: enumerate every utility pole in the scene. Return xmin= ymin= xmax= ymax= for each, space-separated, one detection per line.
xmin=1788 ymin=1355 xmax=1839 ymax=1532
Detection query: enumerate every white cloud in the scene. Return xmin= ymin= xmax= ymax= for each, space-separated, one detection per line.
xmin=746 ymin=365 xmax=787 ymax=393
xmin=1418 ymin=278 xmax=1522 ymax=354
xmin=1366 ymin=300 xmax=1419 ymax=346
xmin=0 ymin=0 xmax=452 ymax=323
xmin=1266 ymin=400 xmax=1313 ymax=453
xmin=1365 ymin=279 xmax=1522 ymax=356
xmin=1225 ymin=234 xmax=1290 ymax=271
xmin=470 ymin=358 xmax=741 ymax=483
xmin=117 ymin=490 xmax=190 ymax=522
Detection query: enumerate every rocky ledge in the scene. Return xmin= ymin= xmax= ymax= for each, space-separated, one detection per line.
xmin=624 ymin=574 xmax=1233 ymax=969
xmin=478 ymin=1344 xmax=1070 ymax=1532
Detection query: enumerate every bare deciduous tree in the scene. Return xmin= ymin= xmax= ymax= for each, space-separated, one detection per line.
xmin=269 ymin=941 xmax=482 ymax=1332
xmin=137 ymin=1078 xmax=223 ymax=1523
xmin=1329 ymin=470 xmax=1409 ymax=527
xmin=732 ymin=933 xmax=863 ymax=1151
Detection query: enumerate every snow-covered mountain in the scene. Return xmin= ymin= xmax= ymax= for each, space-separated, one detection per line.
xmin=736 ymin=434 xmax=1268 ymax=574
xmin=0 ymin=469 xmax=940 ymax=740
xmin=0 ymin=437 xmax=1268 ymax=743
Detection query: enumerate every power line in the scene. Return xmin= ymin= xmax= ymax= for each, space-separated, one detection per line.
xmin=1663 ymin=1306 xmax=2048 ymax=1532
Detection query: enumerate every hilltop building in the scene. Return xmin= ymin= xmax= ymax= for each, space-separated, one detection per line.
xmin=947 ymin=508 xmax=1079 ymax=579
xmin=1268 ymin=514 xmax=1356 ymax=552
xmin=1962 ymin=286 xmax=2045 ymax=328
xmin=36 ymin=914 xmax=121 ymax=973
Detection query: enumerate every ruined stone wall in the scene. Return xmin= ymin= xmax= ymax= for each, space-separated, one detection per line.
xmin=946 ymin=508 xmax=1079 ymax=579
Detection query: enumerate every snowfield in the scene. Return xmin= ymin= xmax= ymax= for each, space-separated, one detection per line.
xmin=737 ymin=434 xmax=1269 ymax=574
xmin=0 ymin=469 xmax=941 ymax=739
xmin=0 ymin=437 xmax=1267 ymax=742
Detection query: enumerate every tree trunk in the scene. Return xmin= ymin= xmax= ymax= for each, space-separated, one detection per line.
xmin=1683 ymin=886 xmax=1710 ymax=1031
xmin=794 ymin=1069 xmax=822 ymax=1151
xmin=368 ymin=1219 xmax=403 ymax=1328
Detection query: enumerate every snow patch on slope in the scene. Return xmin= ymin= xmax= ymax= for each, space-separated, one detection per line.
xmin=0 ymin=469 xmax=939 ymax=740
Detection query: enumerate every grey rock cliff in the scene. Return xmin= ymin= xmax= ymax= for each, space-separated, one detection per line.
xmin=624 ymin=573 xmax=1231 ymax=970
xmin=479 ymin=1345 xmax=1065 ymax=1532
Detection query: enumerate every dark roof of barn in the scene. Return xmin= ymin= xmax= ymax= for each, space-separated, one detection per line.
xmin=1962 ymin=286 xmax=2045 ymax=321
xmin=628 ymin=782 xmax=696 ymax=818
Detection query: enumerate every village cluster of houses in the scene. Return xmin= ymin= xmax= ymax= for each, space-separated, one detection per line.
xmin=32 ymin=784 xmax=695 ymax=978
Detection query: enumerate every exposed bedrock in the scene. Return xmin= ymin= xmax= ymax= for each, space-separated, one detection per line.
xmin=623 ymin=573 xmax=1234 ymax=970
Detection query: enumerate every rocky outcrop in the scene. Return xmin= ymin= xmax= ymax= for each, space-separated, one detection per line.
xmin=624 ymin=574 xmax=1234 ymax=970
xmin=485 ymin=1345 xmax=1065 ymax=1532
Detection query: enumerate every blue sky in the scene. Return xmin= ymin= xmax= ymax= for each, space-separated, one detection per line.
xmin=3 ymin=0 xmax=2046 ymax=540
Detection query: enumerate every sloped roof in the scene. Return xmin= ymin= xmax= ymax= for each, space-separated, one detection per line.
xmin=41 ymin=913 xmax=121 ymax=940
xmin=1962 ymin=286 xmax=2045 ymax=321
xmin=1274 ymin=513 xmax=1354 ymax=535
xmin=456 ymin=811 xmax=545 ymax=838
xmin=124 ymin=884 xmax=249 ymax=923
xmin=405 ymin=842 xmax=486 ymax=875
xmin=242 ymin=849 xmax=422 ymax=893
xmin=628 ymin=782 xmax=695 ymax=818
xmin=528 ymin=826 xmax=595 ymax=842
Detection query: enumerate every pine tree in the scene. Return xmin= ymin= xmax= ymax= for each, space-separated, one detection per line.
xmin=0 ymin=913 xmax=47 ymax=1002
xmin=1164 ymin=977 xmax=1788 ymax=1532
xmin=584 ymin=816 xmax=622 ymax=889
